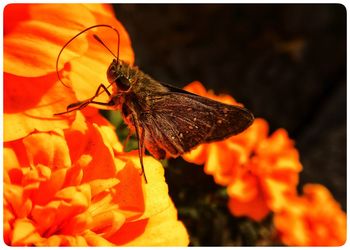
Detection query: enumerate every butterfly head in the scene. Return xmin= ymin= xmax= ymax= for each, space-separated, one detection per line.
xmin=107 ymin=59 xmax=131 ymax=92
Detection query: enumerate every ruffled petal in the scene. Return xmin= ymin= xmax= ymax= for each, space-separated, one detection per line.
xmin=4 ymin=73 xmax=77 ymax=141
xmin=227 ymin=170 xmax=259 ymax=202
xmin=11 ymin=218 xmax=42 ymax=246
xmin=261 ymin=176 xmax=297 ymax=211
xmin=204 ymin=142 xmax=245 ymax=185
xmin=228 ymin=191 xmax=270 ymax=222
xmin=182 ymin=144 xmax=207 ymax=165
xmin=109 ymin=200 xmax=189 ymax=246
xmin=227 ymin=169 xmax=271 ymax=221
xmin=4 ymin=184 xmax=32 ymax=219
xmin=4 ymin=4 xmax=97 ymax=77
xmin=22 ymin=132 xmax=71 ymax=169
xmin=114 ymin=155 xmax=170 ymax=220
xmin=274 ymin=184 xmax=346 ymax=246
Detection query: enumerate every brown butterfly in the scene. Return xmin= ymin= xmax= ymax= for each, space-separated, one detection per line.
xmin=56 ymin=25 xmax=254 ymax=183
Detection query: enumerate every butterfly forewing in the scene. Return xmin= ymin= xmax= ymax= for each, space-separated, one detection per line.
xmin=193 ymin=96 xmax=254 ymax=142
xmin=140 ymin=94 xmax=213 ymax=157
xmin=140 ymin=90 xmax=253 ymax=156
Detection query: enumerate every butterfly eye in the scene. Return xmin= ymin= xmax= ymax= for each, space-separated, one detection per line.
xmin=116 ymin=76 xmax=131 ymax=91
xmin=107 ymin=61 xmax=118 ymax=83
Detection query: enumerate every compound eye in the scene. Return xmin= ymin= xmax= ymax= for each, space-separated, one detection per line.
xmin=116 ymin=76 xmax=131 ymax=91
xmin=107 ymin=62 xmax=118 ymax=83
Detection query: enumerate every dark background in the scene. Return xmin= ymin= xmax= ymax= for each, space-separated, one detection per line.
xmin=114 ymin=4 xmax=346 ymax=245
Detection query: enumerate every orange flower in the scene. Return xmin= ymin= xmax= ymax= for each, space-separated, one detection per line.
xmin=183 ymin=81 xmax=265 ymax=185
xmin=182 ymin=80 xmax=346 ymax=246
xmin=4 ymin=3 xmax=133 ymax=142
xmin=274 ymin=184 xmax=346 ymax=246
xmin=228 ymin=128 xmax=302 ymax=221
xmin=182 ymin=82 xmax=302 ymax=221
xmin=4 ymin=112 xmax=188 ymax=246
xmin=4 ymin=3 xmax=188 ymax=246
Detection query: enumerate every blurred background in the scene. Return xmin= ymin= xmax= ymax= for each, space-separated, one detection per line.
xmin=112 ymin=4 xmax=346 ymax=245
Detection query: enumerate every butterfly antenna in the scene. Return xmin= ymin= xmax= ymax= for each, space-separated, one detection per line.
xmin=93 ymin=34 xmax=119 ymax=60
xmin=56 ymin=24 xmax=121 ymax=88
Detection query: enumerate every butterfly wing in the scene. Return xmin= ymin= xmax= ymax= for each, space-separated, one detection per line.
xmin=139 ymin=91 xmax=254 ymax=158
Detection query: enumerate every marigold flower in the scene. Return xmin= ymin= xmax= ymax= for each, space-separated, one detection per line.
xmin=4 ymin=3 xmax=188 ymax=246
xmin=4 ymin=112 xmax=189 ymax=246
xmin=182 ymin=81 xmax=346 ymax=246
xmin=274 ymin=184 xmax=346 ymax=246
xmin=182 ymin=82 xmax=302 ymax=221
xmin=228 ymin=128 xmax=303 ymax=221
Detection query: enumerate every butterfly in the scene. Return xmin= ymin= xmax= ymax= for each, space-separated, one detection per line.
xmin=56 ymin=25 xmax=254 ymax=183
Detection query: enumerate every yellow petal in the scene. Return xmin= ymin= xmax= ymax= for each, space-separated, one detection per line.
xmin=83 ymin=230 xmax=115 ymax=246
xmin=109 ymin=200 xmax=189 ymax=246
xmin=11 ymin=219 xmax=42 ymax=246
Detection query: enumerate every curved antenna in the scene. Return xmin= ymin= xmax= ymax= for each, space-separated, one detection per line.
xmin=56 ymin=24 xmax=120 ymax=88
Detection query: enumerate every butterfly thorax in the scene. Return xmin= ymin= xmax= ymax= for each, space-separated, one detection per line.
xmin=107 ymin=59 xmax=169 ymax=125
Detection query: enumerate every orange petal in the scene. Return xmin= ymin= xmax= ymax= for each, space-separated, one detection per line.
xmin=22 ymin=132 xmax=71 ymax=168
xmin=89 ymin=178 xmax=120 ymax=197
xmin=204 ymin=142 xmax=245 ymax=185
xmin=84 ymin=3 xmax=134 ymax=65
xmin=83 ymin=230 xmax=115 ymax=246
xmin=273 ymin=200 xmax=310 ymax=246
xmin=31 ymin=168 xmax=67 ymax=205
xmin=4 ymin=73 xmax=76 ymax=141
xmin=31 ymin=203 xmax=60 ymax=235
xmin=261 ymin=176 xmax=297 ymax=212
xmin=68 ymin=9 xmax=134 ymax=102
xmin=4 ymin=4 xmax=30 ymax=35
xmin=107 ymin=217 xmax=148 ymax=245
xmin=274 ymin=184 xmax=346 ymax=246
xmin=4 ymin=184 xmax=32 ymax=218
xmin=230 ymin=118 xmax=269 ymax=152
xmin=11 ymin=218 xmax=42 ymax=246
xmin=82 ymin=4 xmax=115 ymax=17
xmin=88 ymin=210 xmax=126 ymax=237
xmin=115 ymin=155 xmax=171 ymax=221
xmin=184 ymin=81 xmax=238 ymax=105
xmin=227 ymin=170 xmax=259 ymax=202
xmin=94 ymin=116 xmax=124 ymax=153
xmin=4 ymin=204 xmax=15 ymax=245
xmin=182 ymin=144 xmax=207 ymax=165
xmin=183 ymin=81 xmax=209 ymax=96
xmin=4 ymin=4 xmax=96 ymax=77
xmin=37 ymin=234 xmax=89 ymax=246
xmin=63 ymin=111 xmax=89 ymax=163
xmin=3 ymin=146 xmax=22 ymax=184
xmin=109 ymin=200 xmax=189 ymax=246
xmin=227 ymin=168 xmax=271 ymax=221
xmin=228 ymin=190 xmax=270 ymax=221
xmin=32 ymin=184 xmax=92 ymax=236
xmin=73 ymin=124 xmax=118 ymax=182
xmin=112 ymin=158 xmax=145 ymax=218
xmin=54 ymin=184 xmax=91 ymax=209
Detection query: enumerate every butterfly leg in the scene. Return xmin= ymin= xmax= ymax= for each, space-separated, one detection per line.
xmin=55 ymin=84 xmax=114 ymax=115
xmin=123 ymin=130 xmax=133 ymax=149
xmin=82 ymin=83 xmax=115 ymax=106
xmin=132 ymin=114 xmax=148 ymax=183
